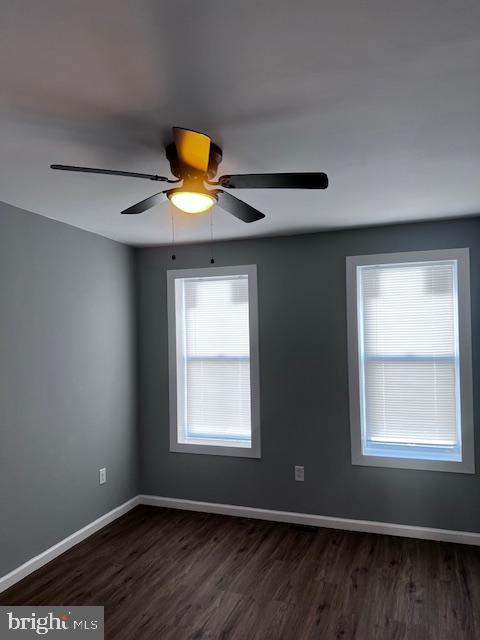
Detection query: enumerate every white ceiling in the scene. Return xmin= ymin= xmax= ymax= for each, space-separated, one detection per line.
xmin=1 ymin=0 xmax=480 ymax=246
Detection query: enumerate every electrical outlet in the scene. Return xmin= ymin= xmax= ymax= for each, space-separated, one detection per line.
xmin=99 ymin=468 xmax=106 ymax=485
xmin=294 ymin=465 xmax=304 ymax=482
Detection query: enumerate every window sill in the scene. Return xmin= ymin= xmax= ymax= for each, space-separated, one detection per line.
xmin=170 ymin=441 xmax=261 ymax=458
xmin=352 ymin=451 xmax=474 ymax=474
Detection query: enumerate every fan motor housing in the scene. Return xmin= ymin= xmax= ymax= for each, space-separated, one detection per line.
xmin=166 ymin=142 xmax=222 ymax=180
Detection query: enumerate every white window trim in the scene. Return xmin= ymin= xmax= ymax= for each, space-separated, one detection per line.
xmin=346 ymin=248 xmax=474 ymax=474
xmin=167 ymin=264 xmax=261 ymax=458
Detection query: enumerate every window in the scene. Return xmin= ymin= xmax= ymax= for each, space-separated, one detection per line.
xmin=347 ymin=249 xmax=474 ymax=473
xmin=167 ymin=265 xmax=260 ymax=457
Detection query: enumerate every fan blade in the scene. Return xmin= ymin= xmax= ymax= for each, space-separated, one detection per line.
xmin=173 ymin=127 xmax=211 ymax=173
xmin=51 ymin=164 xmax=171 ymax=182
xmin=121 ymin=192 xmax=167 ymax=215
xmin=215 ymin=190 xmax=265 ymax=223
xmin=218 ymin=172 xmax=329 ymax=189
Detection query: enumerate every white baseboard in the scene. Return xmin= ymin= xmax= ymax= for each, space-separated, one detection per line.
xmin=0 ymin=496 xmax=139 ymax=594
xmin=139 ymin=494 xmax=480 ymax=547
xmin=3 ymin=494 xmax=479 ymax=595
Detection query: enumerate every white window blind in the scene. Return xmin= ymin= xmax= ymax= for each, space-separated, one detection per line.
xmin=357 ymin=259 xmax=462 ymax=461
xmin=168 ymin=266 xmax=260 ymax=457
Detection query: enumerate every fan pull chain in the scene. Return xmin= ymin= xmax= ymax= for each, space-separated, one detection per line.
xmin=170 ymin=207 xmax=176 ymax=261
xmin=210 ymin=209 xmax=215 ymax=264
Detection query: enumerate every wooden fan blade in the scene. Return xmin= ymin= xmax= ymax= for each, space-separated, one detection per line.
xmin=173 ymin=127 xmax=211 ymax=173
xmin=215 ymin=190 xmax=265 ymax=223
xmin=121 ymin=192 xmax=167 ymax=215
xmin=218 ymin=172 xmax=329 ymax=189
xmin=50 ymin=164 xmax=172 ymax=182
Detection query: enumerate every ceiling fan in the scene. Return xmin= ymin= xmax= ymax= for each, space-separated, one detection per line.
xmin=51 ymin=127 xmax=329 ymax=223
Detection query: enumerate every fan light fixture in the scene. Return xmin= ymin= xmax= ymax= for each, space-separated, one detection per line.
xmin=168 ymin=190 xmax=216 ymax=214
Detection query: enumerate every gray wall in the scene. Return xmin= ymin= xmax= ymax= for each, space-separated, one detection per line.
xmin=0 ymin=202 xmax=137 ymax=576
xmin=136 ymin=216 xmax=480 ymax=533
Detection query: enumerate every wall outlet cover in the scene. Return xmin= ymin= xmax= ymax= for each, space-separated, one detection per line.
xmin=294 ymin=465 xmax=304 ymax=482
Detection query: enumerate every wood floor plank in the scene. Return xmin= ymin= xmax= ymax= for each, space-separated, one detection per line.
xmin=1 ymin=506 xmax=479 ymax=639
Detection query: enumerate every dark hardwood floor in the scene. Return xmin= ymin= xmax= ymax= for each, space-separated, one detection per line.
xmin=2 ymin=505 xmax=480 ymax=639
